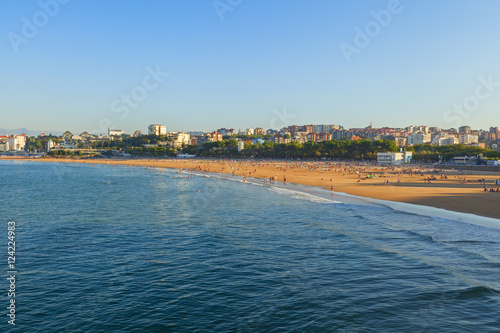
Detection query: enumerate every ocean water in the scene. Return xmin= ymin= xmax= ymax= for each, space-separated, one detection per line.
xmin=1 ymin=160 xmax=500 ymax=332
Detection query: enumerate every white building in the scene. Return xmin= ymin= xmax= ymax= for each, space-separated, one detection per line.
xmin=237 ymin=141 xmax=245 ymax=152
xmin=415 ymin=126 xmax=429 ymax=134
xmin=7 ymin=138 xmax=17 ymax=151
xmin=453 ymin=156 xmax=477 ymax=165
xmin=432 ymin=134 xmax=458 ymax=146
xmin=177 ymin=153 xmax=196 ymax=159
xmin=377 ymin=151 xmax=413 ymax=165
xmin=407 ymin=133 xmax=431 ymax=145
xmin=47 ymin=140 xmax=55 ymax=151
xmin=170 ymin=132 xmax=191 ymax=148
xmin=439 ymin=137 xmax=458 ymax=146
xmin=17 ymin=135 xmax=26 ymax=149
xmin=0 ymin=141 xmax=9 ymax=152
xmin=459 ymin=134 xmax=479 ymax=145
xmin=174 ymin=132 xmax=190 ymax=145
xmin=148 ymin=124 xmax=167 ymax=136
xmin=244 ymin=128 xmax=255 ymax=136
xmin=312 ymin=124 xmax=340 ymax=133
xmin=108 ymin=129 xmax=125 ymax=136
xmin=7 ymin=135 xmax=26 ymax=151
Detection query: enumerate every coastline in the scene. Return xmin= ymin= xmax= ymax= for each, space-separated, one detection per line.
xmin=235 ymin=176 xmax=500 ymax=230
xmin=8 ymin=157 xmax=500 ymax=221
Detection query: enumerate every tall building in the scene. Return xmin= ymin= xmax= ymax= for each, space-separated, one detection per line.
xmin=459 ymin=134 xmax=479 ymax=145
xmin=406 ymin=126 xmax=415 ymax=133
xmin=244 ymin=128 xmax=254 ymax=135
xmin=432 ymin=135 xmax=458 ymax=146
xmin=459 ymin=126 xmax=471 ymax=134
xmin=302 ymin=125 xmax=313 ymax=133
xmin=171 ymin=132 xmax=191 ymax=148
xmin=490 ymin=127 xmax=500 ymax=141
xmin=407 ymin=133 xmax=431 ymax=145
xmin=254 ymin=127 xmax=266 ymax=136
xmin=415 ymin=126 xmax=429 ymax=134
xmin=287 ymin=125 xmax=299 ymax=137
xmin=148 ymin=124 xmax=167 ymax=136
xmin=311 ymin=124 xmax=339 ymax=133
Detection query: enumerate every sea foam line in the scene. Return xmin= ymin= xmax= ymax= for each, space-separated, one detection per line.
xmin=327 ymin=190 xmax=500 ymax=230
xmin=33 ymin=161 xmax=500 ymax=230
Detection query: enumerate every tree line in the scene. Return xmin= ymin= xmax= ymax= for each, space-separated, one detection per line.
xmin=31 ymin=134 xmax=500 ymax=161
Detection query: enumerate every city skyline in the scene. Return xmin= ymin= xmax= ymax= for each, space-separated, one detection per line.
xmin=2 ymin=1 xmax=500 ymax=134
xmin=2 ymin=121 xmax=499 ymax=138
xmin=2 ymin=119 xmax=500 ymax=138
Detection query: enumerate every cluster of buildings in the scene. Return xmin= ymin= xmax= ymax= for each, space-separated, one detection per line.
xmin=2 ymin=123 xmax=500 ymax=154
xmin=233 ymin=123 xmax=499 ymax=149
xmin=0 ymin=134 xmax=26 ymax=152
xmin=136 ymin=123 xmax=500 ymax=154
xmin=271 ymin=124 xmax=499 ymax=149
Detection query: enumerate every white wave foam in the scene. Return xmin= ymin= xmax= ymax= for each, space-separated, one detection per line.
xmin=269 ymin=186 xmax=341 ymax=204
xmin=330 ymin=191 xmax=500 ymax=230
xmin=152 ymin=166 xmax=500 ymax=230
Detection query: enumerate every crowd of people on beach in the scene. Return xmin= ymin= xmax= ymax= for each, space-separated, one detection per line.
xmin=43 ymin=157 xmax=500 ymax=196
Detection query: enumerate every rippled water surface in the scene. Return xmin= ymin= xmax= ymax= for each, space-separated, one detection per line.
xmin=1 ymin=161 xmax=500 ymax=332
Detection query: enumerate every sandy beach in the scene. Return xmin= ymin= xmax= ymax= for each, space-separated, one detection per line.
xmin=14 ymin=157 xmax=500 ymax=219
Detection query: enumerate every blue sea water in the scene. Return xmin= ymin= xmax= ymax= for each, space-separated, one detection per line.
xmin=1 ymin=160 xmax=500 ymax=332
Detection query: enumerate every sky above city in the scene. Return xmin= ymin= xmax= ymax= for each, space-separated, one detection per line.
xmin=1 ymin=0 xmax=500 ymax=134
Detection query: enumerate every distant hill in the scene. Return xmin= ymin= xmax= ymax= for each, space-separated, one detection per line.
xmin=0 ymin=128 xmax=63 ymax=136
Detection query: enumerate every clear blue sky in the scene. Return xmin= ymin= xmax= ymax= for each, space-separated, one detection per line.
xmin=1 ymin=0 xmax=500 ymax=134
